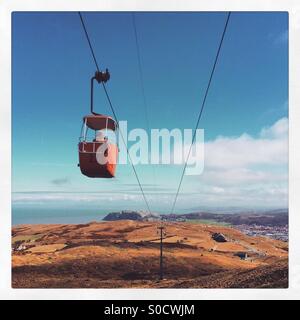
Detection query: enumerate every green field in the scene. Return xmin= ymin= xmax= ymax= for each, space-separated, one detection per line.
xmin=184 ymin=219 xmax=232 ymax=227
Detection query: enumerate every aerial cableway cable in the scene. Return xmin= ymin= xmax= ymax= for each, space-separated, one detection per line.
xmin=78 ymin=12 xmax=152 ymax=215
xmin=78 ymin=12 xmax=100 ymax=72
xmin=170 ymin=12 xmax=231 ymax=215
xmin=132 ymin=13 xmax=151 ymax=137
xmin=131 ymin=13 xmax=158 ymax=201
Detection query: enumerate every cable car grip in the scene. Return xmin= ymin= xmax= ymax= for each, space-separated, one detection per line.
xmin=90 ymin=69 xmax=110 ymax=115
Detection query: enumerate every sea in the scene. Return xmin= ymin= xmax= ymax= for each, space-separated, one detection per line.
xmin=12 ymin=207 xmax=110 ymax=225
xmin=12 ymin=205 xmax=281 ymax=226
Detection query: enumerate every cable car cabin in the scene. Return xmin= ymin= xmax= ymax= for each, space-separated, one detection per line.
xmin=78 ymin=114 xmax=118 ymax=178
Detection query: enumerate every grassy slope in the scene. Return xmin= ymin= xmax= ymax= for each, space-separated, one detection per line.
xmin=12 ymin=220 xmax=288 ymax=288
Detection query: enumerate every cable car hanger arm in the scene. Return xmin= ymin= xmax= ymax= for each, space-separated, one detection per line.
xmin=78 ymin=12 xmax=151 ymax=213
xmin=90 ymin=69 xmax=110 ymax=115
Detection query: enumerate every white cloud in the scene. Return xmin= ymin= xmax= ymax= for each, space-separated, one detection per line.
xmin=182 ymin=117 xmax=288 ymax=208
xmin=274 ymin=30 xmax=288 ymax=45
xmin=260 ymin=117 xmax=288 ymax=139
xmin=12 ymin=192 xmax=142 ymax=204
xmin=204 ymin=117 xmax=288 ymax=170
xmin=201 ymin=168 xmax=287 ymax=187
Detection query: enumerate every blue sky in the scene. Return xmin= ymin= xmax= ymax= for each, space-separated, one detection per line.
xmin=12 ymin=12 xmax=288 ymax=214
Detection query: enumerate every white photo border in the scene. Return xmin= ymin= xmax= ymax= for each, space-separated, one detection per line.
xmin=1 ymin=0 xmax=299 ymax=300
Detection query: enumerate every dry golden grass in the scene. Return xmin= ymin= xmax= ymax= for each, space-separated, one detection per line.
xmin=27 ymin=244 xmax=66 ymax=253
xmin=12 ymin=220 xmax=288 ymax=288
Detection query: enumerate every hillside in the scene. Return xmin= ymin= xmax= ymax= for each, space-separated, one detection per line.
xmin=163 ymin=210 xmax=288 ymax=226
xmin=100 ymin=209 xmax=288 ymax=227
xmin=12 ymin=220 xmax=288 ymax=288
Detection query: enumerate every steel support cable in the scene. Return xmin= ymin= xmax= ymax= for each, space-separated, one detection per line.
xmin=78 ymin=12 xmax=100 ymax=72
xmin=132 ymin=13 xmax=158 ymax=201
xmin=132 ymin=13 xmax=151 ymax=135
xmin=170 ymin=12 xmax=231 ymax=215
xmin=78 ymin=12 xmax=152 ymax=214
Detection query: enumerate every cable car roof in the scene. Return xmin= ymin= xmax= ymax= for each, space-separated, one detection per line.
xmin=83 ymin=114 xmax=117 ymax=131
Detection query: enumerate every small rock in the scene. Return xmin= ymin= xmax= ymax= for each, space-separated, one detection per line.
xmin=212 ymin=233 xmax=227 ymax=243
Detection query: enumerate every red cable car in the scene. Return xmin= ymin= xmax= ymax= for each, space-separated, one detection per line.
xmin=78 ymin=70 xmax=119 ymax=178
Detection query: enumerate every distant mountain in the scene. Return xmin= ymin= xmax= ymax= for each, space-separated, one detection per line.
xmin=102 ymin=209 xmax=288 ymax=227
xmin=187 ymin=207 xmax=289 ymax=215
xmin=103 ymin=210 xmax=160 ymax=222
xmin=162 ymin=209 xmax=288 ymax=226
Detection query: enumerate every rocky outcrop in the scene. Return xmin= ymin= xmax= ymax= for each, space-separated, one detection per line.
xmin=212 ymin=232 xmax=227 ymax=243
